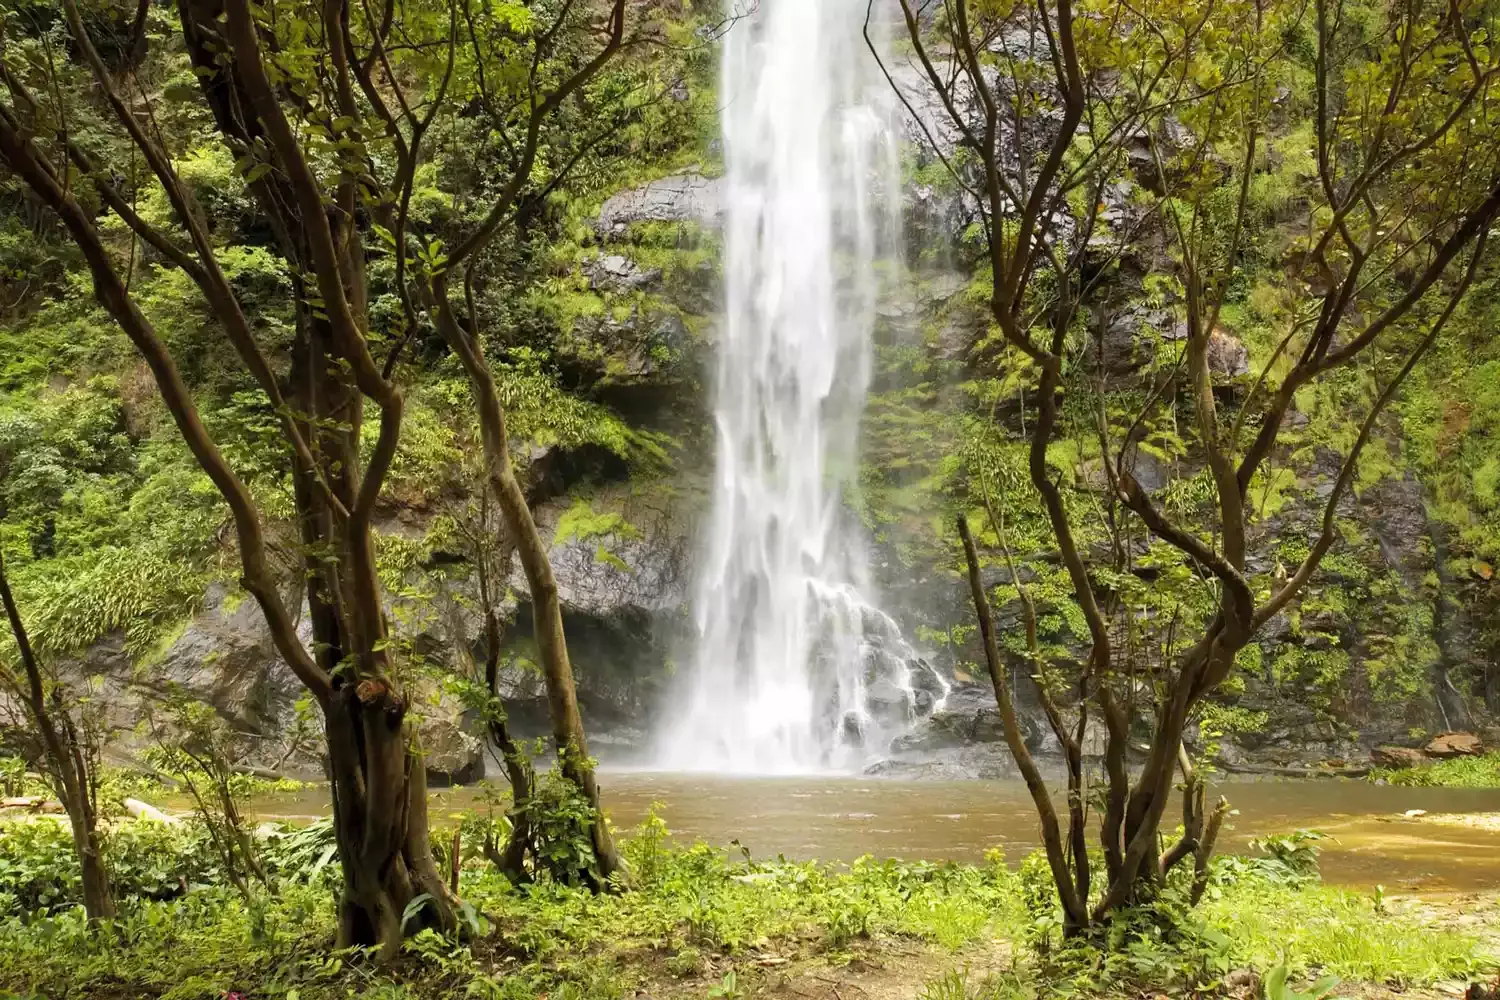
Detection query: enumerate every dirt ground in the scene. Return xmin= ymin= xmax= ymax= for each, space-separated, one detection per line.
xmin=650 ymin=937 xmax=1013 ymax=1000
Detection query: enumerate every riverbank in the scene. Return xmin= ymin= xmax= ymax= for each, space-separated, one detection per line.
xmin=2 ymin=804 xmax=1498 ymax=1000
xmin=235 ymin=772 xmax=1500 ymax=892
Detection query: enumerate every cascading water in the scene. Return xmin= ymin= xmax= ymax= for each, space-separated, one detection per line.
xmin=656 ymin=0 xmax=947 ymax=774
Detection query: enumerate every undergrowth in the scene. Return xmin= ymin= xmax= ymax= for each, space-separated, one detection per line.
xmin=0 ymin=810 xmax=1490 ymax=1000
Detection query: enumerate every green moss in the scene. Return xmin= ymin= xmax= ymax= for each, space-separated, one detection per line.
xmin=132 ymin=617 xmax=192 ymax=674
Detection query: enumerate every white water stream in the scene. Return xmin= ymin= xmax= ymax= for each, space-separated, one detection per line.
xmin=655 ymin=0 xmax=943 ymax=774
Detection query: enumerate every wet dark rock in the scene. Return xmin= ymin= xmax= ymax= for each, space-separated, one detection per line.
xmin=889 ymin=64 xmax=969 ymax=157
xmin=561 ymin=306 xmax=696 ymax=389
xmin=864 ymin=742 xmax=1022 ymax=781
xmin=841 ymin=712 xmax=867 ymax=747
xmin=39 ymin=585 xmax=487 ymax=784
xmin=1117 ymin=445 xmax=1170 ymax=492
xmin=865 ymin=677 xmax=916 ymax=717
xmin=413 ymin=676 xmax=485 ymax=787
xmin=909 ymin=659 xmax=949 ymax=698
xmin=79 ymin=585 xmax=303 ymax=736
xmin=884 ymin=682 xmax=1060 ymax=759
xmin=1096 ymin=303 xmax=1172 ymax=377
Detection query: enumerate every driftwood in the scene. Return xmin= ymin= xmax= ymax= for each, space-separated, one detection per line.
xmin=0 ymin=796 xmax=64 ymax=813
xmin=1216 ymin=761 xmax=1370 ymax=779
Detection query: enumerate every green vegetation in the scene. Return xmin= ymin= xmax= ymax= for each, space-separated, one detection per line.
xmin=1373 ymin=752 xmax=1500 ymax=788
xmin=0 ymin=810 xmax=1490 ymax=1000
xmin=2 ymin=0 xmax=1500 ymax=991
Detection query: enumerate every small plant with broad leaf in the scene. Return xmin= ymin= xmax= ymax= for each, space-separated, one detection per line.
xmin=1263 ymin=964 xmax=1341 ymax=1000
xmin=708 ymin=969 xmax=744 ymax=999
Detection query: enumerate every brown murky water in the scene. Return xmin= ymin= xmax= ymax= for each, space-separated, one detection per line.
xmin=253 ymin=773 xmax=1500 ymax=893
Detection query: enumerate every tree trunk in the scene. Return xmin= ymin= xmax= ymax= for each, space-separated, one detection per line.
xmin=326 ymin=683 xmax=456 ymax=960
xmin=73 ymin=817 xmax=114 ymax=921
xmin=957 ymin=515 xmax=1088 ymax=930
xmin=431 ymin=289 xmax=621 ymax=883
xmin=484 ymin=608 xmax=536 ymax=882
xmin=0 ymin=552 xmax=114 ymax=921
xmin=0 ymin=21 xmax=470 ymax=953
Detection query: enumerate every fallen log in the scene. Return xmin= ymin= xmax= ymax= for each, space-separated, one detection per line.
xmin=231 ymin=764 xmax=294 ymax=782
xmin=123 ymin=798 xmax=180 ymax=824
xmin=0 ymin=797 xmax=66 ymax=814
xmin=1 ymin=795 xmax=44 ymax=809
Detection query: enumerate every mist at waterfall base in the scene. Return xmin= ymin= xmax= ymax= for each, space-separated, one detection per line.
xmin=653 ymin=0 xmax=948 ymax=776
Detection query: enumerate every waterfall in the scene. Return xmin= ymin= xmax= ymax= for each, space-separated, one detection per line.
xmin=655 ymin=0 xmax=944 ymax=774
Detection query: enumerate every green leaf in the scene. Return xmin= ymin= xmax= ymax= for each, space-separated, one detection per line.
xmin=400 ymin=892 xmax=434 ymax=933
xmin=309 ymin=842 xmax=338 ymax=878
xmin=458 ymin=898 xmax=482 ymax=936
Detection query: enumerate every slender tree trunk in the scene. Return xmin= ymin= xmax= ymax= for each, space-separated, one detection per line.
xmin=957 ymin=515 xmax=1088 ymax=931
xmin=0 ymin=553 xmax=114 ymax=921
xmin=431 ymin=290 xmax=621 ymax=882
xmin=484 ymin=607 xmax=536 ymax=881
xmin=72 ymin=817 xmax=113 ymax=920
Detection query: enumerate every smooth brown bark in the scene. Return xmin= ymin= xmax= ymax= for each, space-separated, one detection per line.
xmin=408 ymin=0 xmax=629 ymax=887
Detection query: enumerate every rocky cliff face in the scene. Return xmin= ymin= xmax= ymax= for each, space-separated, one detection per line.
xmin=48 ymin=134 xmax=1496 ymax=780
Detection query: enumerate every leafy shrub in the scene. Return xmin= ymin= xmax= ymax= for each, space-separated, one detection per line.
xmin=620 ymin=803 xmax=671 ymax=888
xmin=0 ymin=821 xmax=84 ymax=913
xmin=1264 ymin=964 xmax=1342 ymax=1000
xmin=105 ymin=820 xmax=223 ymax=901
xmin=1211 ymin=829 xmax=1328 ymax=889
xmin=18 ymin=545 xmax=207 ymax=657
xmin=259 ymin=818 xmax=340 ymax=886
xmin=511 ymin=764 xmax=607 ymax=887
xmin=0 ymin=818 xmax=221 ymax=913
xmin=0 ymin=757 xmax=47 ymax=798
xmin=1247 ymin=830 xmax=1328 ymax=880
xmin=0 ymin=818 xmax=1485 ymax=1000
xmin=664 ymin=945 xmax=703 ymax=977
xmin=1373 ymin=752 xmax=1500 ymax=788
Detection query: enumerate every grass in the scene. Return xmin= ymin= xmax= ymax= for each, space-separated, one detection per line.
xmin=0 ymin=810 xmax=1493 ymax=1000
xmin=1198 ymin=883 xmax=1490 ymax=983
xmin=0 ymin=813 xmax=1023 ymax=1000
xmin=1372 ymin=752 xmax=1500 ymax=788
